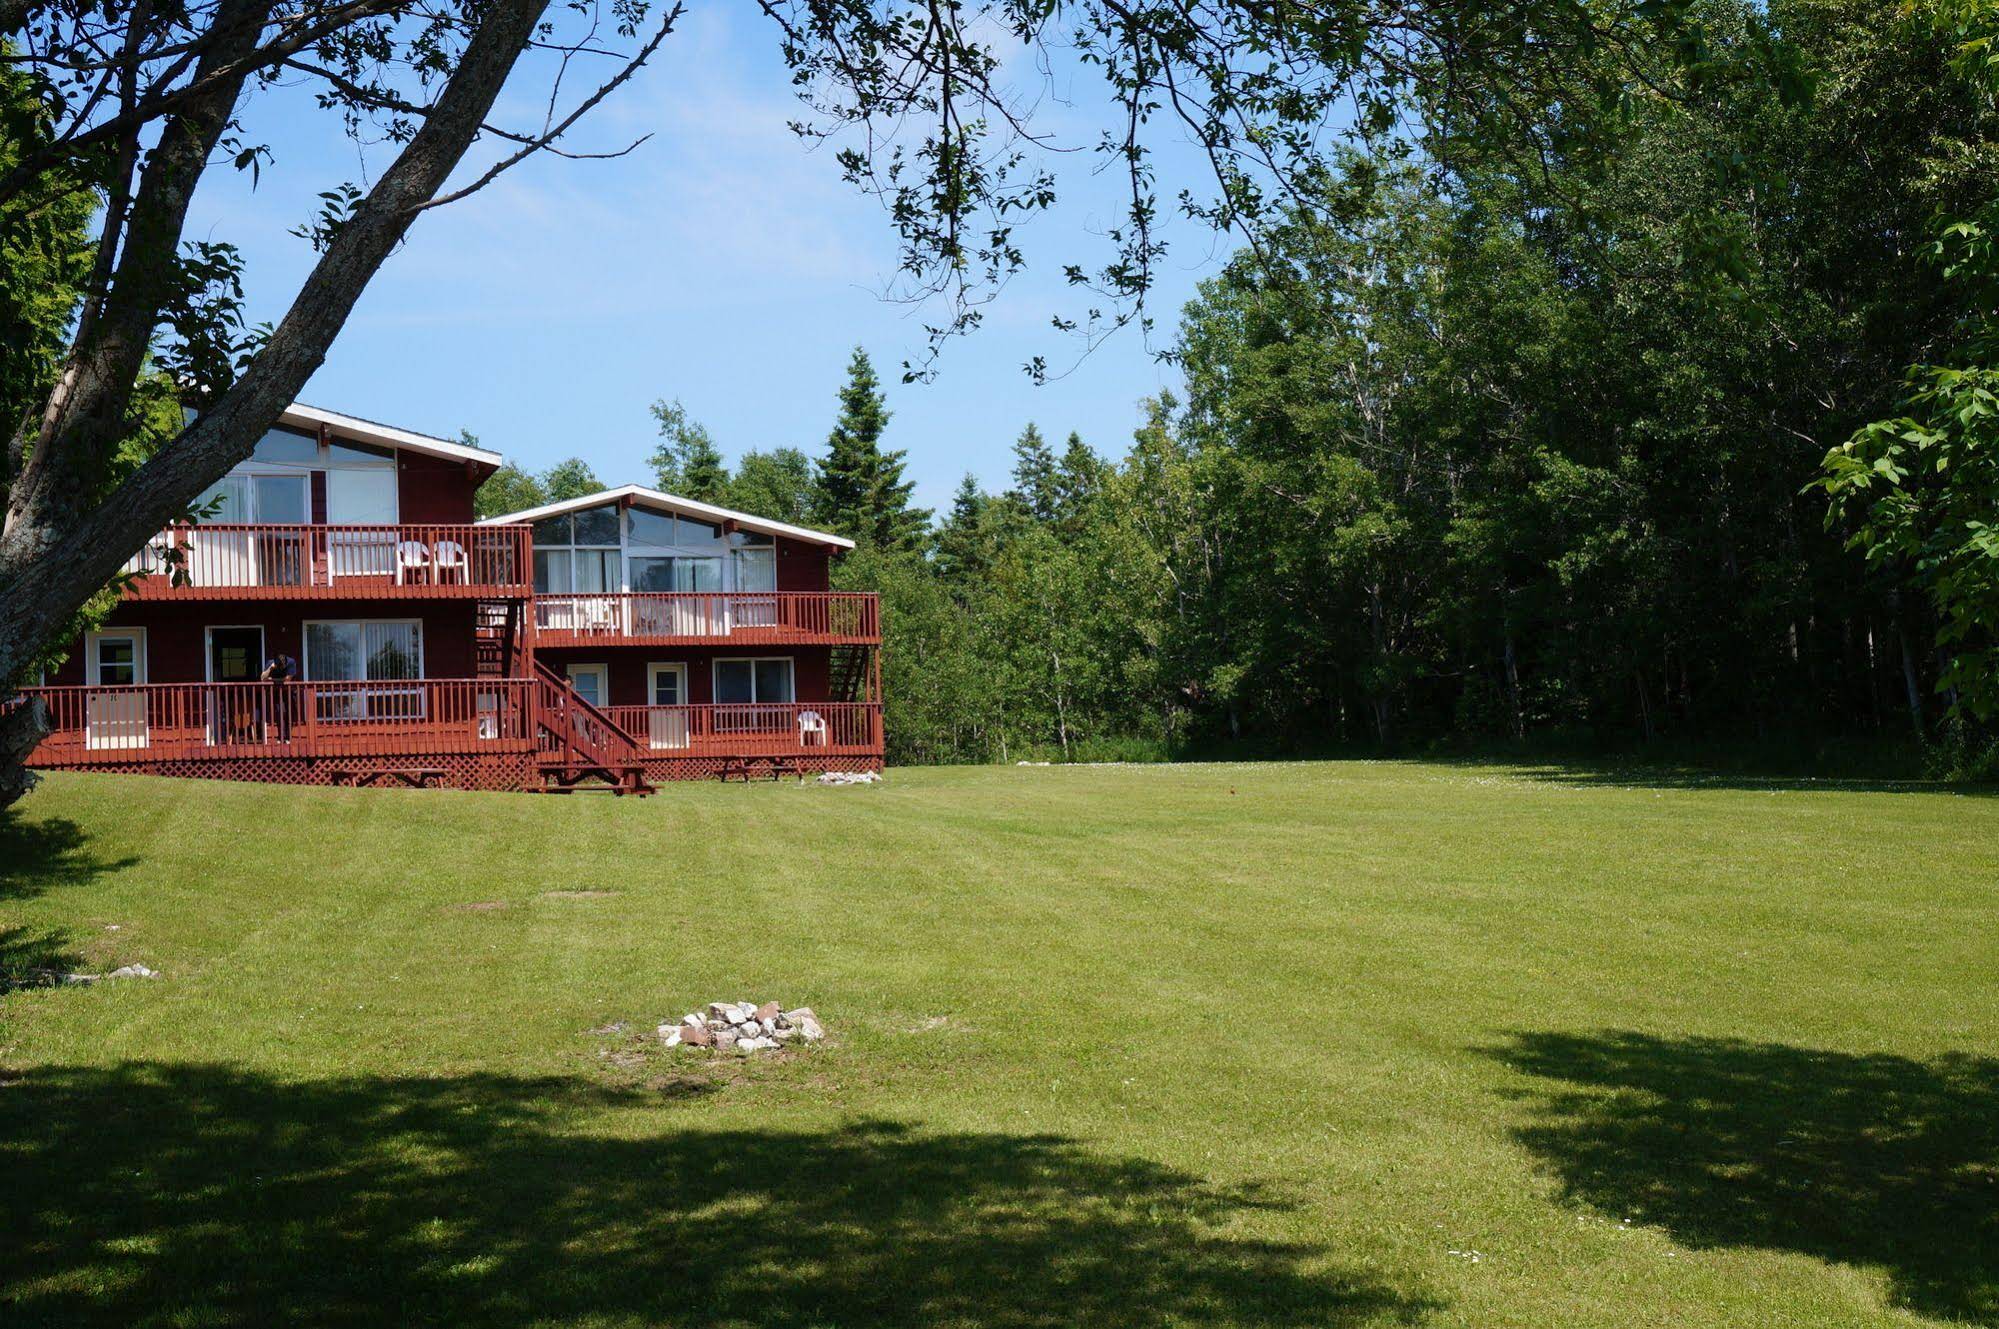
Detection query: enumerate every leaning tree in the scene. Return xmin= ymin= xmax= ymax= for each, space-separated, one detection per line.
xmin=0 ymin=0 xmax=1739 ymax=803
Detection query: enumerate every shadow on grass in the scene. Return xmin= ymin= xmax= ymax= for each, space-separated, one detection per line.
xmin=0 ymin=814 xmax=138 ymax=902
xmin=1491 ymin=1030 xmax=1999 ymax=1323
xmin=0 ymin=815 xmax=133 ymax=993
xmin=1488 ymin=764 xmax=1991 ymax=796
xmin=0 ymin=926 xmax=85 ymax=992
xmin=0 ymin=1063 xmax=1436 ymax=1327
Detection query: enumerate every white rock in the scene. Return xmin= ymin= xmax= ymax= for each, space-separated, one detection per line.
xmin=106 ymin=964 xmax=157 ymax=980
xmin=683 ymin=1012 xmax=706 ymax=1029
xmin=706 ymin=1002 xmax=734 ymax=1022
xmin=771 ymin=1026 xmax=798 ymax=1042
xmin=797 ymin=1017 xmax=825 ymax=1042
xmin=658 ymin=1025 xmax=682 ymax=1047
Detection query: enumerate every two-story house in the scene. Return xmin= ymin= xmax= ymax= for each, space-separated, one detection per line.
xmin=18 ymin=404 xmax=883 ymax=793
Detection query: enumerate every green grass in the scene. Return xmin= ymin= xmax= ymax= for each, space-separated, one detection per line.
xmin=1 ymin=762 xmax=1995 ymax=1327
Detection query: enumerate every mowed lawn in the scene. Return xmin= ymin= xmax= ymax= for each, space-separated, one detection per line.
xmin=1 ymin=764 xmax=1995 ymax=1328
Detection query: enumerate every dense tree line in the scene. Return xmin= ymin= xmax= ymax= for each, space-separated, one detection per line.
xmin=12 ymin=0 xmax=1998 ymax=777
xmin=654 ymin=1 xmax=1999 ymax=770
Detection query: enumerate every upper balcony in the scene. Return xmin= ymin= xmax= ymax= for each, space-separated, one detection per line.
xmin=533 ymin=591 xmax=880 ymax=646
xmin=120 ymin=523 xmax=532 ymax=600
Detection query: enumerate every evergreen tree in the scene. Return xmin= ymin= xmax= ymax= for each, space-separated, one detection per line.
xmin=814 ymin=347 xmax=931 ymax=549
xmin=1055 ymin=431 xmax=1103 ymax=528
xmin=1007 ymin=422 xmax=1060 ymax=522
xmin=648 ymin=399 xmax=729 ymax=503
xmin=935 ymin=474 xmax=995 ymax=584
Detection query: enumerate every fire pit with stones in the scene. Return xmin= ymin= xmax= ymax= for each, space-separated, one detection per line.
xmin=661 ymin=1001 xmax=824 ymax=1053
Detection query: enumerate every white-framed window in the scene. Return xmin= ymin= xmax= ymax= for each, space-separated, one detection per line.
xmin=303 ymin=619 xmax=424 ymax=680
xmin=533 ymin=504 xmax=622 ymax=594
xmin=85 ymin=629 xmax=147 ymax=686
xmin=626 ymin=506 xmax=723 ymax=593
xmin=627 ymin=554 xmax=719 ymax=592
xmin=713 ymin=656 xmax=794 ymax=704
xmin=197 ymin=473 xmax=309 ymax=524
xmin=531 ymin=502 xmax=784 ymax=596
xmin=646 ymin=662 xmax=687 ymax=706
xmin=304 ymin=619 xmax=424 ymax=722
xmin=326 ymin=467 xmax=397 ymax=524
xmin=731 ymin=546 xmax=776 ymax=593
xmin=565 ymin=662 xmax=609 ymax=709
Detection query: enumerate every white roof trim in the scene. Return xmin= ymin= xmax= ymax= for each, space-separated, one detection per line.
xmin=281 ymin=403 xmax=503 ymax=467
xmin=478 ymin=484 xmax=856 ymax=549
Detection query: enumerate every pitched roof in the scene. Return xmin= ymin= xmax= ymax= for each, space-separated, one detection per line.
xmin=477 ymin=484 xmax=856 ymax=550
xmin=282 ymin=403 xmax=503 ymax=467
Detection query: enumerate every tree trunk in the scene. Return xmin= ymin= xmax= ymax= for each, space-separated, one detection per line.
xmin=1050 ymin=649 xmax=1071 ymax=761
xmin=1892 ymin=592 xmax=1925 ymax=736
xmin=1503 ymin=627 xmax=1524 ymax=740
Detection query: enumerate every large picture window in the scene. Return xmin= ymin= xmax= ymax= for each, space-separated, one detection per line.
xmin=304 ymin=619 xmax=422 ymax=679
xmin=304 ymin=620 xmax=423 ymax=721
xmin=197 ymin=473 xmax=308 ymax=523
xmin=531 ymin=502 xmax=786 ymax=596
xmin=713 ymin=657 xmax=794 ymax=704
xmin=533 ymin=505 xmax=621 ymax=594
xmin=731 ymin=546 xmax=776 ymax=593
xmin=628 ymin=555 xmax=720 ymax=592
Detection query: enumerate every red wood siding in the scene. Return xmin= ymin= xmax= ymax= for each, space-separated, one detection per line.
xmin=775 ymin=535 xmax=832 ymax=591
xmin=46 ymin=602 xmax=479 ymax=685
xmin=398 ymin=453 xmax=479 ymax=522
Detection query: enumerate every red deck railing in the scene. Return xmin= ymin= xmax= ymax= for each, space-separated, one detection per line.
xmin=17 ymin=679 xmax=536 ymax=766
xmin=120 ymin=523 xmax=531 ymax=598
xmin=602 ymin=702 xmax=883 ymax=755
xmin=534 ymin=592 xmax=879 ymax=644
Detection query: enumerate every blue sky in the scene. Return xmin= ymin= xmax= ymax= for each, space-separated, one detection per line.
xmin=184 ymin=6 xmax=1237 ymax=512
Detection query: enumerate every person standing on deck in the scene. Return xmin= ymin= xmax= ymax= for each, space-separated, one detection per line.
xmin=260 ymin=651 xmax=298 ymax=742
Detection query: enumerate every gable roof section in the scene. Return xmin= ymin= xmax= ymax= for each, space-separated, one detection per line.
xmin=478 ymin=484 xmax=856 ymax=550
xmin=282 ymin=402 xmax=503 ymax=467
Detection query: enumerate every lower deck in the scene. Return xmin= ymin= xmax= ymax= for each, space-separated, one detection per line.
xmin=16 ymin=678 xmax=882 ymax=790
xmin=25 ymin=608 xmax=882 ymax=791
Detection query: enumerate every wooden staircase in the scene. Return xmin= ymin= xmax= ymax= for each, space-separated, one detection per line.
xmin=474 ymin=598 xmax=524 ymax=677
xmin=530 ymin=661 xmax=653 ymax=795
xmin=829 ymin=643 xmax=870 ymax=703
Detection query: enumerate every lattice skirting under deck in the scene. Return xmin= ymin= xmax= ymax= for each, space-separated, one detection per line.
xmin=638 ymin=754 xmax=885 ymax=782
xmin=35 ymin=752 xmax=540 ymax=792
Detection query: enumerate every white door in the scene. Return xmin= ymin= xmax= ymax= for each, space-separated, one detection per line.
xmin=565 ymin=663 xmax=608 ymax=710
xmin=84 ymin=631 xmax=148 ymax=750
xmin=645 ymin=663 xmax=689 ymax=749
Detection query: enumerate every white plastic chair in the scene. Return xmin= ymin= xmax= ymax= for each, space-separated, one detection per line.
xmin=433 ymin=539 xmax=468 ymax=584
xmin=395 ymin=539 xmax=432 ymax=585
xmin=798 ymin=710 xmax=828 ymax=746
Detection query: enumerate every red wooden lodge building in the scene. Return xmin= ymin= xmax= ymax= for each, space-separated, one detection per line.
xmin=17 ymin=404 xmax=883 ymax=794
